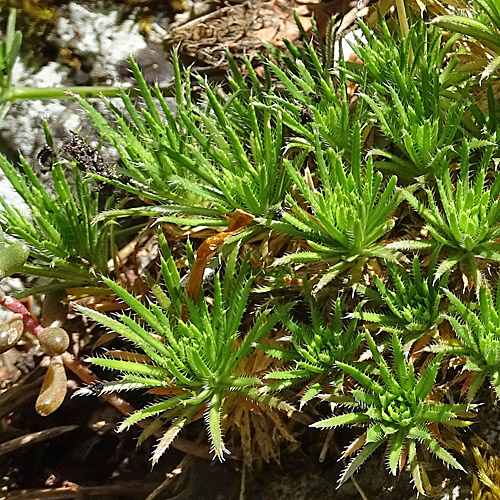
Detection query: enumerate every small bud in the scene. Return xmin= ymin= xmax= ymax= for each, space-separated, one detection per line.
xmin=38 ymin=327 xmax=70 ymax=356
xmin=0 ymin=316 xmax=24 ymax=354
xmin=36 ymin=356 xmax=67 ymax=416
xmin=0 ymin=243 xmax=30 ymax=279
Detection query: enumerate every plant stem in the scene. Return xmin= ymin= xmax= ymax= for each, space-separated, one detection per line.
xmin=0 ymin=286 xmax=42 ymax=337
xmin=4 ymin=85 xmax=126 ymax=102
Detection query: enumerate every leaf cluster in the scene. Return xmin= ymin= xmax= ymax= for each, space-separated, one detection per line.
xmin=393 ymin=144 xmax=500 ymax=286
xmin=268 ymin=125 xmax=400 ymax=285
xmin=354 ymin=256 xmax=446 ymax=345
xmin=261 ymin=292 xmax=362 ymax=407
xmin=0 ymin=141 xmax=116 ymax=295
xmin=434 ymin=286 xmax=500 ymax=402
xmin=313 ymin=333 xmax=473 ymax=491
xmin=77 ymin=240 xmax=289 ymax=463
xmin=4 ymin=5 xmax=500 ymax=495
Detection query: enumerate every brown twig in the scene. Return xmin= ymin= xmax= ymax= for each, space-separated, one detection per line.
xmin=145 ymin=456 xmax=189 ymax=500
xmin=5 ymin=481 xmax=158 ymax=499
xmin=0 ymin=426 xmax=78 ymax=458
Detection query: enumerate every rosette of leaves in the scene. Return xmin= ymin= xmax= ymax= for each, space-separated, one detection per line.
xmin=269 ymin=125 xmax=401 ymax=287
xmin=390 ymin=145 xmax=500 ymax=286
xmin=435 ymin=286 xmax=500 ymax=402
xmin=0 ymin=138 xmax=116 ymax=296
xmin=312 ymin=332 xmax=474 ymax=493
xmin=82 ymin=52 xmax=289 ymax=231
xmin=343 ymin=19 xmax=466 ymax=180
xmin=353 ymin=256 xmax=446 ymax=347
xmin=259 ymin=16 xmax=366 ymax=155
xmin=345 ymin=18 xmax=468 ymax=99
xmin=75 ymin=244 xmax=292 ymax=463
xmin=260 ymin=292 xmax=362 ymax=408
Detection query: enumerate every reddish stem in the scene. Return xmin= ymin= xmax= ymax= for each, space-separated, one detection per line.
xmin=0 ymin=286 xmax=42 ymax=337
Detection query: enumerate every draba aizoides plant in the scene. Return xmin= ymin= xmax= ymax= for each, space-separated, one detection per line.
xmin=390 ymin=143 xmax=500 ymax=286
xmin=261 ymin=17 xmax=366 ymax=156
xmin=312 ymin=332 xmax=475 ymax=493
xmin=269 ymin=125 xmax=401 ymax=287
xmin=260 ymin=292 xmax=363 ymax=408
xmin=80 ymin=52 xmax=290 ymax=232
xmin=433 ymin=285 xmax=500 ymax=402
xmin=353 ymin=256 xmax=446 ymax=347
xmin=0 ymin=141 xmax=116 ymax=296
xmin=345 ymin=20 xmax=466 ymax=180
xmin=433 ymin=0 xmax=500 ymax=79
xmin=6 ymin=2 xmax=500 ymax=496
xmin=75 ymin=243 xmax=292 ymax=463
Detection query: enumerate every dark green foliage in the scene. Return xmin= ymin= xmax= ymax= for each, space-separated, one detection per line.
xmin=354 ymin=257 xmax=446 ymax=346
xmin=312 ymin=333 xmax=474 ymax=492
xmin=261 ymin=292 xmax=362 ymax=407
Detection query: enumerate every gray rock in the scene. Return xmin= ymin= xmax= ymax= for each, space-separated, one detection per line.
xmin=53 ymin=3 xmax=146 ymax=85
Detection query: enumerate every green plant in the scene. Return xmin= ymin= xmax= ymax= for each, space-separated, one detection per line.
xmin=4 ymin=6 xmax=500 ymax=496
xmin=0 ymin=229 xmax=29 ymax=281
xmin=433 ymin=0 xmax=500 ymax=78
xmin=363 ymin=83 xmax=464 ymax=180
xmin=0 ymin=133 xmax=117 ymax=296
xmin=83 ymin=53 xmax=289 ymax=232
xmin=389 ymin=143 xmax=500 ymax=286
xmin=434 ymin=286 xmax=500 ymax=402
xmin=353 ymin=256 xmax=446 ymax=347
xmin=76 ymin=241 xmax=292 ymax=463
xmin=260 ymin=292 xmax=362 ymax=408
xmin=269 ymin=125 xmax=401 ymax=287
xmin=312 ymin=332 xmax=474 ymax=493
xmin=0 ymin=9 xmax=124 ymax=122
xmin=259 ymin=16 xmax=366 ymax=156
xmin=345 ymin=18 xmax=466 ymax=95
xmin=343 ymin=20 xmax=467 ymax=180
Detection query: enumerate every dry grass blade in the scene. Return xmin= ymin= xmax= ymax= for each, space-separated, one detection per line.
xmin=185 ymin=209 xmax=253 ymax=303
xmin=0 ymin=425 xmax=78 ymax=458
xmin=145 ymin=456 xmax=189 ymax=500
